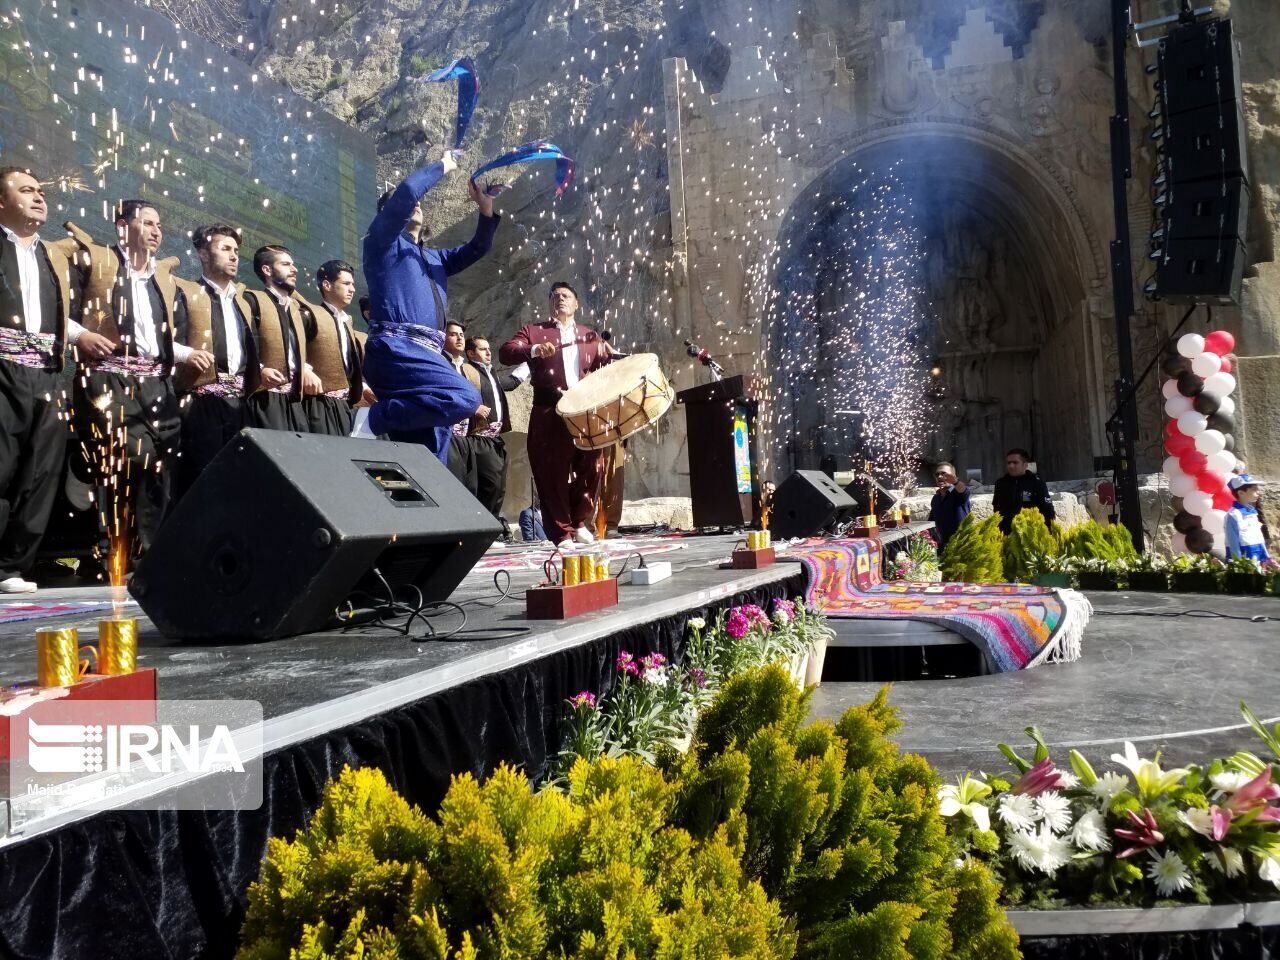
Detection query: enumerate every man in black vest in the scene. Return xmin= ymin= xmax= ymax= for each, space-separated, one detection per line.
xmin=311 ymin=259 xmax=369 ymax=436
xmin=0 ymin=167 xmax=98 ymax=592
xmin=464 ymin=334 xmax=520 ymax=521
xmin=172 ymin=224 xmax=260 ymax=497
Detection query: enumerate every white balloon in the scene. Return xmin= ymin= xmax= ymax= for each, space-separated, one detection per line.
xmin=1172 ymin=532 xmax=1188 ymax=554
xmin=1177 ymin=411 xmax=1208 ymax=436
xmin=1177 ymin=333 xmax=1206 ymax=358
xmin=1191 ymin=352 xmax=1222 ymax=377
xmin=1194 ymin=429 xmax=1227 ymax=455
xmin=1168 ymin=473 xmax=1197 ymax=498
xmin=1203 ymin=372 xmax=1236 ymax=396
xmin=1217 ymin=395 xmax=1236 ymax=417
xmin=1184 ymin=491 xmax=1213 ymax=517
xmin=1206 ymin=450 xmax=1236 ymax=474
xmin=1164 ymin=395 xmax=1193 ymax=419
xmin=1162 ymin=379 xmax=1181 ymax=400
xmin=1162 ymin=456 xmax=1182 ymax=477
xmin=1202 ymin=509 xmax=1227 ymax=534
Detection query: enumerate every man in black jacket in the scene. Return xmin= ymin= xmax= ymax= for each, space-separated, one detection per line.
xmin=992 ymin=448 xmax=1055 ymax=534
xmin=464 ymin=334 xmax=520 ymax=521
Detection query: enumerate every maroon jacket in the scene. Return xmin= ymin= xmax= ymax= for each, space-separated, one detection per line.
xmin=500 ymin=319 xmax=611 ymax=400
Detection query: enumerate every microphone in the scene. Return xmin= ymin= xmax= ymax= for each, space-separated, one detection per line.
xmin=683 ymin=339 xmax=724 ymax=374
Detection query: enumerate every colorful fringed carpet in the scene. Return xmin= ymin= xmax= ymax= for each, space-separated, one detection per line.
xmin=790 ymin=539 xmax=1090 ymax=672
xmin=0 ymin=599 xmax=138 ymax=625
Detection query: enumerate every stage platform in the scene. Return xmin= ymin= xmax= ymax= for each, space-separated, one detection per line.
xmin=812 ymin=589 xmax=1280 ymax=777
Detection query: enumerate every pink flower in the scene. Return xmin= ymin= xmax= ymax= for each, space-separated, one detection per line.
xmin=1209 ymin=805 xmax=1233 ymax=841
xmin=687 ymin=667 xmax=707 ymax=689
xmin=1115 ymin=808 xmax=1164 ymax=859
xmin=740 ymin=604 xmax=770 ymax=629
xmin=772 ymin=599 xmax=796 ymax=625
xmin=1224 ymin=766 xmax=1280 ymax=821
xmin=616 ymin=651 xmax=640 ymax=676
xmin=1011 ymin=758 xmax=1068 ymax=797
xmin=569 ymin=691 xmax=597 ymax=710
xmin=725 ymin=609 xmax=750 ymax=639
xmin=640 ymin=652 xmax=666 ymax=671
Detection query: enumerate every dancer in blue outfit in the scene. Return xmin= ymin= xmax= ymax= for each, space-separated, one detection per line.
xmin=361 ymin=149 xmax=499 ymax=462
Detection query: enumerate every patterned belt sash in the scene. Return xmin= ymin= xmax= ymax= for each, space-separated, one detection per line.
xmin=93 ymin=354 xmax=166 ymax=378
xmin=196 ymin=372 xmax=244 ymax=398
xmin=370 ymin=321 xmax=444 ymax=355
xmin=0 ymin=328 xmax=56 ymax=369
xmin=323 ymin=387 xmax=349 ymax=400
xmin=475 ymin=421 xmax=504 ymax=438
xmin=452 ymin=420 xmax=469 ymax=438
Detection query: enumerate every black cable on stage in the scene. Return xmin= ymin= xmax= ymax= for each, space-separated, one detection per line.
xmin=339 ymin=568 xmax=531 ymax=642
xmin=1093 ymin=607 xmax=1278 ymax=623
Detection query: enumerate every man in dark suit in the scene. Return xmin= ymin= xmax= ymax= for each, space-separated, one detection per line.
xmin=0 ymin=167 xmax=87 ymax=591
xmin=172 ymin=223 xmax=261 ymax=497
xmin=499 ymin=281 xmax=612 ymax=548
xmin=464 ymin=333 xmax=520 ymax=521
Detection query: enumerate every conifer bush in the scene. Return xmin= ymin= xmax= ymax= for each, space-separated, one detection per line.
xmin=1060 ymin=520 xmax=1138 ymax=563
xmin=661 ymin=666 xmax=1021 ymax=960
xmin=237 ymin=757 xmax=795 ymax=960
xmin=939 ymin=514 xmax=1006 ymax=583
xmin=1002 ymin=509 xmax=1060 ymax=582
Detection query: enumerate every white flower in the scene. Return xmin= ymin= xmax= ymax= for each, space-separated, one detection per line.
xmin=1210 ymin=770 xmax=1252 ymax=794
xmin=1090 ymin=772 xmax=1130 ymax=804
xmin=1055 ymin=770 xmax=1081 ymax=789
xmin=1178 ymin=808 xmax=1215 ymax=839
xmin=1206 ymin=847 xmax=1245 ymax=878
xmin=1146 ymin=849 xmax=1192 ymax=897
xmin=1007 ymin=824 xmax=1073 ymax=876
xmin=1259 ymin=855 xmax=1280 ymax=890
xmin=1070 ymin=809 xmax=1112 ymax=852
xmin=688 ymin=617 xmax=706 ymax=630
xmin=642 ymin=666 xmax=669 ymax=687
xmin=1035 ymin=791 xmax=1073 ymax=834
xmin=997 ymin=793 xmax=1038 ymax=831
xmin=938 ymin=776 xmax=993 ymax=833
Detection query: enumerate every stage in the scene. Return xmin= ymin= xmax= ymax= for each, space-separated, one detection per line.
xmin=0 ymin=528 xmax=1277 ymax=959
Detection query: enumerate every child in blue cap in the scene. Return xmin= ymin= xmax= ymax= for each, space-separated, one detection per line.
xmin=1224 ymin=474 xmax=1272 ymax=565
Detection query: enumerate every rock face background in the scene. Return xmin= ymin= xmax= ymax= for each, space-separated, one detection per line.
xmin=164 ymin=0 xmax=1280 ymax=531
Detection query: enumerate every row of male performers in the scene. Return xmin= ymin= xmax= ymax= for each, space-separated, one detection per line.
xmin=0 ymin=164 xmax=517 ymax=593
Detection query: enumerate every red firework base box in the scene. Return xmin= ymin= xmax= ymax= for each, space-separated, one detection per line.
xmin=853 ymin=525 xmax=881 ymax=539
xmin=0 ymin=668 xmax=158 ymax=764
xmin=526 ymin=578 xmax=620 ymax=619
xmin=731 ymin=546 xmax=776 ymax=569
xmin=880 ymin=519 xmax=900 ymax=529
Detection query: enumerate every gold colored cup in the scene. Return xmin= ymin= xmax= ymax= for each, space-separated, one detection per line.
xmin=563 ymin=555 xmax=582 ymax=587
xmin=98 ymin=618 xmax=138 ymax=676
xmin=595 ymin=560 xmax=609 ymax=581
xmin=36 ymin=628 xmax=96 ymax=688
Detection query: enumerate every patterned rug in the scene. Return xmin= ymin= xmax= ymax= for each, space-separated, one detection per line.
xmin=791 ymin=539 xmax=1090 ymax=672
xmin=0 ymin=599 xmax=138 ymax=624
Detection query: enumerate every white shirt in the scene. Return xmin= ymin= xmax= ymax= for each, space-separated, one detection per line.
xmin=322 ymin=302 xmax=353 ymax=373
xmin=269 ymin=289 xmax=300 ymax=376
xmin=117 ymin=247 xmax=192 ymax=363
xmin=475 ymin=362 xmax=504 ymax=426
xmin=559 ymin=320 xmax=580 ymax=389
xmin=202 ymin=276 xmax=245 ymax=375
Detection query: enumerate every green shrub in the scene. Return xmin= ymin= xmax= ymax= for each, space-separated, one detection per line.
xmin=408 ymin=53 xmax=436 ymax=76
xmin=662 ymin=666 xmax=1021 ymax=960
xmin=1060 ymin=520 xmax=1137 ymax=562
xmin=1002 ymin=509 xmax=1060 ymax=582
xmin=940 ymin=514 xmax=1005 ymax=583
xmin=237 ymin=759 xmax=796 ymax=960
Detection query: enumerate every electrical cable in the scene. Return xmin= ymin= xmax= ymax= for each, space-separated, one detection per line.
xmin=1094 ymin=606 xmax=1278 ymax=623
xmin=339 ymin=568 xmax=531 ymax=642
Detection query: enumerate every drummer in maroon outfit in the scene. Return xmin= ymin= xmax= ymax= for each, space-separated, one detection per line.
xmin=500 ymin=282 xmax=612 ymax=549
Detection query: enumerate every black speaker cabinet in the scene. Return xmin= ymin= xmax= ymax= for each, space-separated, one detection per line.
xmin=130 ymin=429 xmax=501 ymax=640
xmin=1155 ymin=237 xmax=1247 ymax=306
xmin=1160 ymin=175 xmax=1249 ymax=244
xmin=772 ymin=470 xmax=857 ymax=539
xmin=1164 ymin=98 xmax=1249 ymax=184
xmin=1160 ymin=19 xmax=1243 ymax=117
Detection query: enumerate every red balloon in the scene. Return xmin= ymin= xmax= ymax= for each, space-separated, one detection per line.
xmin=1203 ymin=330 xmax=1236 ymax=356
xmin=1166 ymin=433 xmax=1195 ymax=456
xmin=1196 ymin=470 xmax=1226 ymax=494
xmin=1179 ymin=452 xmax=1208 ymax=475
xmin=1220 ymin=357 xmax=1233 ymax=374
xmin=1213 ymin=489 xmax=1236 ymax=512
xmin=1165 ymin=419 xmax=1184 ymax=437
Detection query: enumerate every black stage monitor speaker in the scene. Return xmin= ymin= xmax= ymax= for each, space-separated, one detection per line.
xmin=772 ymin=469 xmax=857 ymax=539
xmin=130 ymin=429 xmax=501 ymax=640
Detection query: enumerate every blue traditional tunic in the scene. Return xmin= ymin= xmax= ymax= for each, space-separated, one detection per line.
xmin=361 ymin=159 xmax=497 ymax=462
xmin=1225 ymin=502 xmax=1269 ymax=563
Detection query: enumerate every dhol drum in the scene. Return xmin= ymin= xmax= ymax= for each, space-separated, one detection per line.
xmin=556 ymin=353 xmax=676 ymax=451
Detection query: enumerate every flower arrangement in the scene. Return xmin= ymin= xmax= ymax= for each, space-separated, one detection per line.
xmin=554 ymin=598 xmax=830 ymax=776
xmin=1170 ymin=552 xmax=1224 ymax=592
xmin=1126 ymin=552 xmax=1172 ymax=591
xmin=940 ymin=709 xmax=1280 ymax=908
xmin=888 ymin=533 xmax=943 ymax=582
xmin=1224 ymin=555 xmax=1273 ymax=595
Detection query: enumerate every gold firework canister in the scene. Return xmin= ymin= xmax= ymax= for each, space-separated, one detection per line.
xmin=36 ymin=628 xmax=95 ymax=688
xmin=762 ymin=530 xmax=772 ymax=548
xmin=563 ymin=555 xmax=582 ymax=587
xmin=581 ymin=555 xmax=597 ymax=583
xmin=98 ymin=618 xmax=138 ymax=675
xmin=595 ymin=559 xmax=609 ymax=581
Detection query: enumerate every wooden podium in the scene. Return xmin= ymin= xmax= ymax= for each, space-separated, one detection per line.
xmin=677 ymin=375 xmax=759 ymax=529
